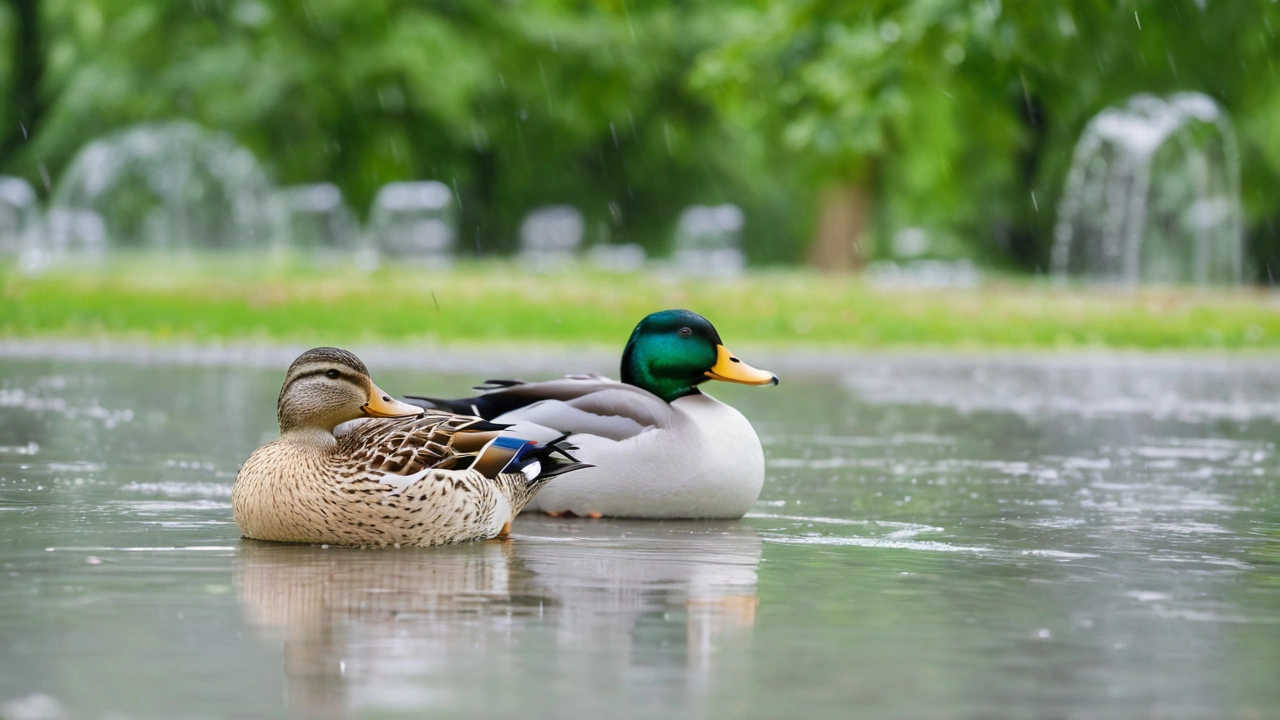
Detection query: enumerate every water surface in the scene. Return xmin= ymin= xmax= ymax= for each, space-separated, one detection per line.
xmin=1 ymin=352 xmax=1278 ymax=719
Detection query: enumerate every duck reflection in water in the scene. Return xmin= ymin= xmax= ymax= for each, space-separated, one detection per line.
xmin=233 ymin=517 xmax=762 ymax=718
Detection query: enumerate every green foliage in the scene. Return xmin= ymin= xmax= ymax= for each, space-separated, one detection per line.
xmin=1 ymin=1 xmax=1278 ymax=269
xmin=3 ymin=0 xmax=795 ymax=258
xmin=696 ymin=0 xmax=1280 ymax=267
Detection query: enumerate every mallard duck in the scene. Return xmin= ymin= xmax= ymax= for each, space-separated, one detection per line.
xmin=232 ymin=347 xmax=587 ymax=547
xmin=406 ymin=309 xmax=777 ymax=520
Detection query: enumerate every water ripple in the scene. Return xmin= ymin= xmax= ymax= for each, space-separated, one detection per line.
xmin=762 ymin=532 xmax=993 ymax=554
xmin=121 ymin=481 xmax=232 ymax=498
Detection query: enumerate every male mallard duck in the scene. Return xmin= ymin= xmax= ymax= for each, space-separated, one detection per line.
xmin=406 ymin=309 xmax=777 ymax=520
xmin=232 ymin=347 xmax=587 ymax=547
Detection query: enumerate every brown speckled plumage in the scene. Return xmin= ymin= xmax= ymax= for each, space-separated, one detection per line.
xmin=232 ymin=348 xmax=583 ymax=547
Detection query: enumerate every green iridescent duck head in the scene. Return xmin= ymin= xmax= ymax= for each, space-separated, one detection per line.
xmin=619 ymin=309 xmax=778 ymax=403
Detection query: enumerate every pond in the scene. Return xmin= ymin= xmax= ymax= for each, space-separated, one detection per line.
xmin=1 ymin=349 xmax=1278 ymax=719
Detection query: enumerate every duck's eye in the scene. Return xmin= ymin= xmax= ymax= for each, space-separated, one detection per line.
xmin=325 ymin=369 xmax=341 ymax=379
xmin=677 ymin=327 xmax=692 ymax=338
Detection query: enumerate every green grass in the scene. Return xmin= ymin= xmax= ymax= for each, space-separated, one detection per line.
xmin=2 ymin=257 xmax=1279 ymax=350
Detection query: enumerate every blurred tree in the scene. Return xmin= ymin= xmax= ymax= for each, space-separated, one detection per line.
xmin=695 ymin=0 xmax=1280 ymax=274
xmin=0 ymin=0 xmax=796 ymax=261
xmin=3 ymin=0 xmax=1278 ymax=271
xmin=0 ymin=0 xmax=46 ymax=167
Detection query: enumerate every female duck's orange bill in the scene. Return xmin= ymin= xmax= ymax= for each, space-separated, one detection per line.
xmin=362 ymin=383 xmax=426 ymax=417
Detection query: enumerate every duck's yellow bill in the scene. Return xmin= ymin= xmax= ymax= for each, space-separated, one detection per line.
xmin=705 ymin=345 xmax=779 ymax=386
xmin=363 ymin=383 xmax=425 ymax=418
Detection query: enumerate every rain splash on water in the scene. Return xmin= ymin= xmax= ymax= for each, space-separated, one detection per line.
xmin=1 ymin=350 xmax=1278 ymax=718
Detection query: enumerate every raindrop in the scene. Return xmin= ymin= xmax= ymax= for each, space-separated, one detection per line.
xmin=879 ymin=20 xmax=901 ymax=43
xmin=1056 ymin=10 xmax=1077 ymax=37
xmin=620 ymin=0 xmax=636 ymax=42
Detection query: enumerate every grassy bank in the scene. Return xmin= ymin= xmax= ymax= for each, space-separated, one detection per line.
xmin=3 ymin=259 xmax=1279 ymax=350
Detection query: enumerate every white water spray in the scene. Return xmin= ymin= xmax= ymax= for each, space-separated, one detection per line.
xmin=1051 ymin=93 xmax=1242 ymax=284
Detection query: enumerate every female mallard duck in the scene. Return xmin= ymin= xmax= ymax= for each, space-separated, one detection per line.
xmin=232 ymin=347 xmax=587 ymax=547
xmin=406 ymin=309 xmax=777 ymax=520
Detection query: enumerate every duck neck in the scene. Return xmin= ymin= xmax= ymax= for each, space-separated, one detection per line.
xmin=279 ymin=426 xmax=340 ymax=452
xmin=620 ymin=343 xmax=704 ymax=404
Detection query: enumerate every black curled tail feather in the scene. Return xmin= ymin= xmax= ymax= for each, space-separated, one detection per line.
xmin=467 ymin=433 xmax=591 ymax=484
xmin=531 ymin=435 xmax=592 ymax=483
xmin=476 ymin=379 xmax=526 ymax=390
xmin=543 ymin=433 xmax=581 ymax=462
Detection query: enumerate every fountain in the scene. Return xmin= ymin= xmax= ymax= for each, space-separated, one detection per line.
xmin=865 ymin=227 xmax=982 ymax=288
xmin=38 ymin=209 xmax=108 ymax=268
xmin=672 ymin=204 xmax=746 ymax=277
xmin=272 ymin=183 xmax=359 ymax=256
xmin=49 ymin=121 xmax=274 ymax=253
xmin=366 ymin=181 xmax=455 ymax=266
xmin=1051 ymin=92 xmax=1242 ymax=284
xmin=518 ymin=205 xmax=584 ymax=270
xmin=587 ymin=241 xmax=646 ymax=273
xmin=0 ymin=176 xmax=39 ymax=257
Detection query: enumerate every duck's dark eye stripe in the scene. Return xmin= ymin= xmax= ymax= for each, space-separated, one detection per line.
xmin=283 ymin=367 xmax=360 ymax=393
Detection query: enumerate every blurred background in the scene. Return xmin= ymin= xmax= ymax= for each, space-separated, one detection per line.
xmin=4 ymin=7 xmax=1280 ymax=718
xmin=1 ymin=0 xmax=1279 ymax=346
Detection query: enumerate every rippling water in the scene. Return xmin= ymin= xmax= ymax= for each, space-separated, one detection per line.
xmin=1 ymin=352 xmax=1278 ymax=719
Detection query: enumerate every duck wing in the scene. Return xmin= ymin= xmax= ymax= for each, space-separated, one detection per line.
xmin=337 ymin=412 xmax=586 ymax=491
xmin=406 ymin=375 xmax=609 ymax=418
xmin=405 ymin=376 xmax=675 ymax=441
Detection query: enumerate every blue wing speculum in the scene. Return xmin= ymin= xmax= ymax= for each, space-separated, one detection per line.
xmin=471 ymin=433 xmax=586 ymax=484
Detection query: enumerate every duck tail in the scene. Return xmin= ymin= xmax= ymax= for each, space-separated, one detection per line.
xmin=470 ymin=433 xmax=591 ymax=485
xmin=535 ymin=434 xmax=592 ymax=481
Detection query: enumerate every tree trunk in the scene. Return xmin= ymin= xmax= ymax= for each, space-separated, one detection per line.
xmin=464 ymin=148 xmax=497 ymax=256
xmin=0 ymin=0 xmax=45 ymax=169
xmin=808 ymin=181 xmax=872 ymax=272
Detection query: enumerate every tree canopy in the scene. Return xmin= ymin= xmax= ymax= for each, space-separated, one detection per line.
xmin=696 ymin=0 xmax=1280 ymax=270
xmin=2 ymin=0 xmax=1278 ymax=272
